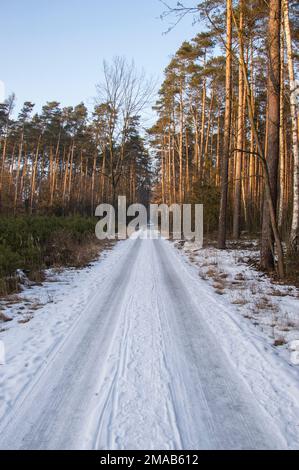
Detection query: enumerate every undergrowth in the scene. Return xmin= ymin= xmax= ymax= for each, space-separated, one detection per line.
xmin=0 ymin=216 xmax=102 ymax=296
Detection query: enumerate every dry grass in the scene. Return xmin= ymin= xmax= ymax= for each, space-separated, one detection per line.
xmin=254 ymin=296 xmax=275 ymax=311
xmin=1 ymin=238 xmax=114 ymax=300
xmin=0 ymin=277 xmax=20 ymax=297
xmin=213 ymin=282 xmax=225 ymax=291
xmin=185 ymin=240 xmax=299 ymax=351
xmin=234 ymin=273 xmax=246 ymax=282
xmin=249 ymin=282 xmax=262 ymax=296
xmin=278 ymin=326 xmax=290 ymax=332
xmin=215 ymin=289 xmax=225 ymax=296
xmin=232 ymin=297 xmax=249 ymax=306
xmin=273 ymin=337 xmax=287 ymax=347
xmin=218 ymin=272 xmax=228 ymax=280
xmin=5 ymin=294 xmax=23 ymax=303
xmin=29 ymin=302 xmax=44 ymax=311
xmin=0 ymin=311 xmax=12 ymax=322
xmin=270 ymin=289 xmax=288 ymax=297
xmin=28 ymin=270 xmax=46 ymax=284
xmin=206 ymin=267 xmax=217 ymax=278
xmin=18 ymin=316 xmax=33 ymax=324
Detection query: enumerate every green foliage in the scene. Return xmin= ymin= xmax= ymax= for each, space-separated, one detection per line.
xmin=0 ymin=216 xmax=97 ymax=295
xmin=0 ymin=245 xmax=22 ymax=277
xmin=189 ymin=182 xmax=220 ymax=236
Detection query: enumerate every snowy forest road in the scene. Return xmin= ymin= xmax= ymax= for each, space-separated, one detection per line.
xmin=0 ymin=233 xmax=287 ymax=450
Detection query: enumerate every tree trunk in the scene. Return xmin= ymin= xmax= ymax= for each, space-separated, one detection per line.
xmin=218 ymin=0 xmax=232 ymax=249
xmin=62 ymin=146 xmax=71 ymax=210
xmin=179 ymin=80 xmax=184 ymax=203
xmin=261 ymin=0 xmax=281 ymax=271
xmin=284 ymin=0 xmax=299 ymax=252
xmin=0 ymin=137 xmax=8 ymax=211
xmin=101 ymin=145 xmax=106 ymax=202
xmin=199 ymin=73 xmax=206 ymax=184
xmin=185 ymin=127 xmax=190 ymax=195
xmin=91 ymin=149 xmax=97 ymax=215
xmin=233 ymin=0 xmax=245 ymax=239
xmin=216 ymin=110 xmax=221 ymax=187
xmin=278 ymin=16 xmax=286 ymax=233
xmin=203 ymin=88 xmax=214 ymax=180
xmin=14 ymin=133 xmax=24 ymax=215
xmin=232 ymin=6 xmax=285 ymax=278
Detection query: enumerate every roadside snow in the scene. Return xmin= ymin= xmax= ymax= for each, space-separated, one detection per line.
xmin=0 ymin=340 xmax=5 ymax=365
xmin=176 ymin=240 xmax=299 ymax=365
xmin=172 ymin=239 xmax=299 ymax=448
xmin=0 ymin=242 xmax=120 ymax=422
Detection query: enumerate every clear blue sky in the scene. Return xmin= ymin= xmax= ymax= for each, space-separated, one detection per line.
xmin=0 ymin=0 xmax=200 ymax=117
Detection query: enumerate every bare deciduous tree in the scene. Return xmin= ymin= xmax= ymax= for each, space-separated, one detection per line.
xmin=96 ymin=57 xmax=155 ymax=206
xmin=284 ymin=0 xmax=299 ymax=253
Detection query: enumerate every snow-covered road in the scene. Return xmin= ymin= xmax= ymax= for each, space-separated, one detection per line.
xmin=0 ymin=233 xmax=297 ymax=449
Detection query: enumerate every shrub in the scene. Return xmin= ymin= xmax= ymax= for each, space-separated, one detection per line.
xmin=188 ymin=182 xmax=221 ymax=236
xmin=0 ymin=245 xmax=23 ymax=276
xmin=0 ymin=216 xmax=99 ymax=296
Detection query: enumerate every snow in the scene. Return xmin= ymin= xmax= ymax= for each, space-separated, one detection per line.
xmin=177 ymin=239 xmax=299 ymax=363
xmin=0 ymin=242 xmax=120 ymax=422
xmin=174 ymin=239 xmax=299 ymax=447
xmin=290 ymin=340 xmax=299 ymax=352
xmin=290 ymin=341 xmax=299 ymax=366
xmin=291 ymin=351 xmax=299 ymax=366
xmin=0 ymin=341 xmax=5 ymax=365
xmin=0 ymin=231 xmax=298 ymax=449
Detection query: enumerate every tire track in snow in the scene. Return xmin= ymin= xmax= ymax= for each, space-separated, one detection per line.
xmin=153 ymin=238 xmax=286 ymax=449
xmin=152 ymin=240 xmax=221 ymax=449
xmin=93 ymin=238 xmax=183 ymax=450
xmin=0 ymin=238 xmax=142 ymax=450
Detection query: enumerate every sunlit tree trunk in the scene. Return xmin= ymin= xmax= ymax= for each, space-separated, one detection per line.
xmin=179 ymin=80 xmax=184 ymax=203
xmin=203 ymin=88 xmax=214 ymax=181
xmin=50 ymin=132 xmax=61 ymax=209
xmin=13 ymin=131 xmax=24 ymax=215
xmin=278 ymin=16 xmax=286 ymax=233
xmin=218 ymin=0 xmax=232 ymax=249
xmin=62 ymin=146 xmax=71 ymax=210
xmin=8 ymin=143 xmax=16 ymax=199
xmin=0 ymin=136 xmax=8 ymax=210
xmin=233 ymin=0 xmax=245 ymax=239
xmin=199 ymin=72 xmax=206 ymax=184
xmin=216 ymin=109 xmax=221 ymax=187
xmin=261 ymin=0 xmax=281 ymax=271
xmin=91 ymin=147 xmax=98 ymax=215
xmin=185 ymin=127 xmax=190 ymax=196
xmin=101 ymin=145 xmax=106 ymax=202
xmin=168 ymin=131 xmax=172 ymax=204
xmin=232 ymin=4 xmax=285 ymax=277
